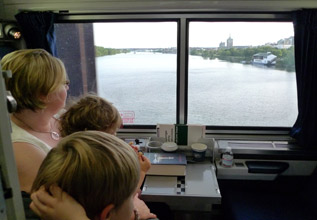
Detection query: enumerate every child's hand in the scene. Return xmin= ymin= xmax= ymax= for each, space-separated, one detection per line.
xmin=30 ymin=185 xmax=89 ymax=220
xmin=133 ymin=193 xmax=157 ymax=220
xmin=129 ymin=142 xmax=139 ymax=154
xmin=138 ymin=153 xmax=151 ymax=173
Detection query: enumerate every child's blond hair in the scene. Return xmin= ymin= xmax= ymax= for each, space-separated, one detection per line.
xmin=60 ymin=94 xmax=121 ymax=137
xmin=31 ymin=131 xmax=139 ymax=219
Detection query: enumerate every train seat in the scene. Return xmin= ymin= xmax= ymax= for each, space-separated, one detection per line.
xmin=220 ymin=167 xmax=317 ymax=220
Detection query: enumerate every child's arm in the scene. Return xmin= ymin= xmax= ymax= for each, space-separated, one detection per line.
xmin=137 ymin=153 xmax=151 ymax=189
xmin=128 ymin=142 xmax=151 ymax=189
xmin=30 ymin=185 xmax=90 ymax=220
xmin=129 ymin=142 xmax=139 ymax=154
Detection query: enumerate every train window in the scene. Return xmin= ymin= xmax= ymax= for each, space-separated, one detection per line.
xmin=55 ymin=22 xmax=177 ymax=125
xmin=188 ymin=22 xmax=297 ymax=127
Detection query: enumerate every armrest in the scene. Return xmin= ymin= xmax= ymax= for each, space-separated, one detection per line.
xmin=245 ymin=161 xmax=289 ymax=174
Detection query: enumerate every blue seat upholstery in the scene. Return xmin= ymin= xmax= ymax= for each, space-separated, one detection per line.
xmin=219 ymin=168 xmax=317 ymax=220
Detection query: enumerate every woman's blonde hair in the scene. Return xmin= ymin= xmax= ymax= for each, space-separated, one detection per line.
xmin=59 ymin=94 xmax=122 ymax=137
xmin=31 ymin=131 xmax=139 ymax=219
xmin=1 ymin=49 xmax=67 ymax=112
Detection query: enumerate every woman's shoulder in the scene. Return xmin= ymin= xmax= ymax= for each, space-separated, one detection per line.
xmin=11 ymin=120 xmax=51 ymax=154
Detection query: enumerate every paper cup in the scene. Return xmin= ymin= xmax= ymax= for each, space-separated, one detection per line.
xmin=191 ymin=143 xmax=207 ymax=162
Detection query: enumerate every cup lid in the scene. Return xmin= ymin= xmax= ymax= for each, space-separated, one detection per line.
xmin=191 ymin=143 xmax=207 ymax=152
xmin=161 ymin=142 xmax=178 ymax=152
xmin=147 ymin=141 xmax=163 ymax=148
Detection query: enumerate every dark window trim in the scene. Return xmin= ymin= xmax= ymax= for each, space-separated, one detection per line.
xmin=56 ymin=11 xmax=293 ymax=22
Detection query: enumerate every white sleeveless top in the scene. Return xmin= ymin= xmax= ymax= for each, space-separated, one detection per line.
xmin=11 ymin=121 xmax=52 ymax=154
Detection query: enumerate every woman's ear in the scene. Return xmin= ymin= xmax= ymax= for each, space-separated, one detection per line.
xmin=38 ymin=93 xmax=51 ymax=104
xmin=100 ymin=204 xmax=115 ymax=220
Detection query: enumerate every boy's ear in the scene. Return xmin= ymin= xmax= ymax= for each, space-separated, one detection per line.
xmin=100 ymin=204 xmax=115 ymax=220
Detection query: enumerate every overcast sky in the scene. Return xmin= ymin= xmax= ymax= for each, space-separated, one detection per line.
xmin=94 ymin=22 xmax=294 ymax=48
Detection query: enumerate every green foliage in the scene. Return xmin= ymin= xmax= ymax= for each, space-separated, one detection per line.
xmin=95 ymin=46 xmax=130 ymax=57
xmin=94 ymin=45 xmax=295 ymax=72
xmin=189 ymin=46 xmax=295 ymax=72
xmin=276 ymin=46 xmax=295 ymax=71
xmin=190 ymin=48 xmax=216 ymax=59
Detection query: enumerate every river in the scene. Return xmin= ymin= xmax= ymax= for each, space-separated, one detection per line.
xmin=96 ymin=52 xmax=297 ymax=127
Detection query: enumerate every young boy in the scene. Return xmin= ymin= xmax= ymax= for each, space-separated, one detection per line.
xmin=59 ymin=94 xmax=122 ymax=137
xmin=31 ymin=131 xmax=141 ymax=220
xmin=59 ymin=94 xmax=151 ymax=189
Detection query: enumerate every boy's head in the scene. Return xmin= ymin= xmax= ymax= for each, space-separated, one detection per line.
xmin=60 ymin=94 xmax=122 ymax=137
xmin=31 ymin=131 xmax=139 ymax=220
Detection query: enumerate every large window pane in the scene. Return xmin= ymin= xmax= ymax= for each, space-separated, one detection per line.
xmin=188 ymin=22 xmax=297 ymax=127
xmin=55 ymin=22 xmax=177 ymax=125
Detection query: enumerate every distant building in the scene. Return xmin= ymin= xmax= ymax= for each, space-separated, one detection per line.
xmin=219 ymin=42 xmax=226 ymax=48
xmin=276 ymin=36 xmax=294 ymax=49
xmin=227 ymin=35 xmax=233 ymax=48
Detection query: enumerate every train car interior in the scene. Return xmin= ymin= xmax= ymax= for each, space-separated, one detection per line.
xmin=1 ymin=0 xmax=317 ymax=219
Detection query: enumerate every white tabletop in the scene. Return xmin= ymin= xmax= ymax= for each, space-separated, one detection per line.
xmin=141 ymin=163 xmax=221 ymax=211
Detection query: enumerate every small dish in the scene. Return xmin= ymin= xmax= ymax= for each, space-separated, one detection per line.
xmin=146 ymin=141 xmax=163 ymax=152
xmin=147 ymin=141 xmax=163 ymax=148
xmin=161 ymin=142 xmax=178 ymax=152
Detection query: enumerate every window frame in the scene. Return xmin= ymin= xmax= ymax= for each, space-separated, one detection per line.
xmin=56 ymin=12 xmax=295 ymax=136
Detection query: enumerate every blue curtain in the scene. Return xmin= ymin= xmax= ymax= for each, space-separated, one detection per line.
xmin=15 ymin=11 xmax=57 ymax=56
xmin=290 ymin=9 xmax=317 ymax=149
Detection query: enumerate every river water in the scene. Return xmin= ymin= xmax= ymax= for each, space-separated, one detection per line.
xmin=96 ymin=52 xmax=297 ymax=127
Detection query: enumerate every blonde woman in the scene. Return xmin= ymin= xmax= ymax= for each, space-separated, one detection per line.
xmin=31 ymin=131 xmax=142 ymax=220
xmin=1 ymin=49 xmax=69 ymax=193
